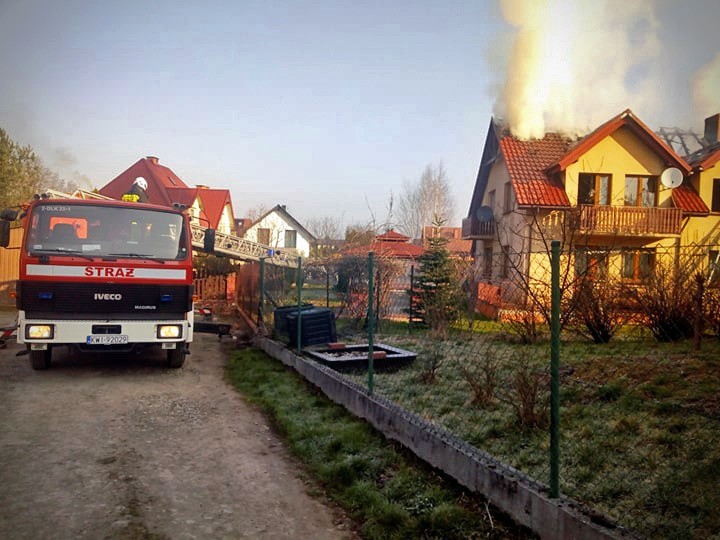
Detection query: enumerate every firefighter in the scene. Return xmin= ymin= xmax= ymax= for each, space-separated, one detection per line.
xmin=122 ymin=177 xmax=149 ymax=203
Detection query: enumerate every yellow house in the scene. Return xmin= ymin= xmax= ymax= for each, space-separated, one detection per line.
xmin=463 ymin=109 xmax=715 ymax=314
xmin=683 ymin=114 xmax=720 ymax=278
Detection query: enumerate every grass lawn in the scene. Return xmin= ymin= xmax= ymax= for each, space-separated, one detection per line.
xmin=335 ymin=322 xmax=720 ymax=539
xmin=226 ymin=347 xmax=534 ymax=540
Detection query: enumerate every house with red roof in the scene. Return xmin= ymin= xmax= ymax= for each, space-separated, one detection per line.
xmin=99 ymin=156 xmax=236 ymax=235
xmin=345 ymin=229 xmax=424 ymax=260
xmin=463 ymin=109 xmax=715 ymax=314
xmin=343 ymin=229 xmax=425 ymax=296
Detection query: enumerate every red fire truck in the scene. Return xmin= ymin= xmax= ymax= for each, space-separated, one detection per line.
xmin=0 ymin=196 xmax=196 ymax=369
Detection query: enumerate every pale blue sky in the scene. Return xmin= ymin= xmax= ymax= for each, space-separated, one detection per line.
xmin=0 ymin=0 xmax=717 ymax=228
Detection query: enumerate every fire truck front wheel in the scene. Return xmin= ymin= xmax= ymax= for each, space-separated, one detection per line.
xmin=30 ymin=348 xmax=52 ymax=370
xmin=167 ymin=347 xmax=186 ymax=369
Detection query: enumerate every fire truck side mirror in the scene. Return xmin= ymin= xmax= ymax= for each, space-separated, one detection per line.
xmin=203 ymin=228 xmax=216 ymax=253
xmin=0 ymin=208 xmax=17 ymax=247
xmin=0 ymin=221 xmax=9 ymax=248
xmin=1 ymin=208 xmax=18 ymax=221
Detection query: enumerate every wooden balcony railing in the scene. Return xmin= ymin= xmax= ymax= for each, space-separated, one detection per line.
xmin=576 ymin=205 xmax=682 ymax=236
xmin=462 ymin=217 xmax=495 ymax=239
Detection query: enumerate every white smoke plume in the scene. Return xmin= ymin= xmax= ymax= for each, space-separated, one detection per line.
xmin=693 ymin=52 xmax=720 ymax=119
xmin=495 ymin=0 xmax=660 ymax=139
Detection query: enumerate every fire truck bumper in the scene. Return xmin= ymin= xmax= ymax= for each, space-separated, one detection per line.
xmin=18 ymin=316 xmax=193 ymax=349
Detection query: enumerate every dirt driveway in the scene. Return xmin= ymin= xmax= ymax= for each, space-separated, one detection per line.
xmin=0 ymin=319 xmax=353 ymax=539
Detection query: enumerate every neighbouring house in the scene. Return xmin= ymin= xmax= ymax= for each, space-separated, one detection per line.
xmin=242 ymin=204 xmax=316 ymax=257
xmin=345 ymin=229 xmax=425 ymax=260
xmin=421 ymin=225 xmax=472 ymax=258
xmin=463 ymin=109 xmax=717 ymax=316
xmin=344 ymin=229 xmax=425 ymax=290
xmin=99 ymin=156 xmax=236 ymax=234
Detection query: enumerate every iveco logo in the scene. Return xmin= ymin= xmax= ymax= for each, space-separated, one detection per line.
xmin=94 ymin=293 xmax=122 ymax=301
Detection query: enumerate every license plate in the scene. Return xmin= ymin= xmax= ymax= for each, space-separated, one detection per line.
xmin=86 ymin=335 xmax=129 ymax=345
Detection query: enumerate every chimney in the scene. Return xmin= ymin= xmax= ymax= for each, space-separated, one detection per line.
xmin=146 ymin=156 xmax=159 ymax=164
xmin=704 ymin=114 xmax=719 ymax=144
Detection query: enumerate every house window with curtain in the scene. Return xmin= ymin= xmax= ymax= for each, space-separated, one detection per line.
xmin=621 ymin=248 xmax=656 ymax=282
xmin=624 ymin=176 xmax=658 ymax=207
xmin=257 ymin=228 xmax=270 ymax=245
xmin=284 ymin=230 xmax=297 ymax=248
xmin=578 ymin=173 xmax=611 ymax=205
xmin=709 ymin=250 xmax=720 ymax=288
xmin=575 ymin=247 xmax=609 ymax=279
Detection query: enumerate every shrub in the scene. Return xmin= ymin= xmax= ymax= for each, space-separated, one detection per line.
xmin=625 ymin=260 xmax=696 ymax=342
xmin=459 ymin=350 xmax=500 ymax=406
xmin=498 ymin=354 xmax=549 ymax=429
xmin=571 ymin=278 xmax=623 ymax=344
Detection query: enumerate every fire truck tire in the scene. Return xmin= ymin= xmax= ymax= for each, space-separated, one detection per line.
xmin=167 ymin=347 xmax=186 ymax=368
xmin=30 ymin=348 xmax=52 ymax=370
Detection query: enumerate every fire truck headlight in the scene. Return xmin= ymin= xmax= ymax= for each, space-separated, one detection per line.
xmin=26 ymin=325 xmax=54 ymax=339
xmin=157 ymin=325 xmax=182 ymax=339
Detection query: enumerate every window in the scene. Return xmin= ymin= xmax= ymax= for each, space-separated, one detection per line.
xmin=624 ymin=176 xmax=657 ymax=207
xmin=257 ymin=228 xmax=270 ymax=245
xmin=709 ymin=250 xmax=720 ymax=287
xmin=483 ymin=247 xmax=493 ymax=278
xmin=712 ymin=179 xmax=720 ymax=213
xmin=284 ymin=229 xmax=297 ymax=248
xmin=578 ymin=173 xmax=611 ymax=205
xmin=503 ymin=182 xmax=513 ymax=214
xmin=621 ymin=248 xmax=655 ymax=281
xmin=487 ymin=189 xmax=496 ymax=210
xmin=500 ymin=245 xmax=510 ymax=278
xmin=575 ymin=248 xmax=609 ymax=279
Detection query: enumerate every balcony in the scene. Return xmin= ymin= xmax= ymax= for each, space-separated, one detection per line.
xmin=462 ymin=216 xmax=495 ymax=239
xmin=576 ymin=205 xmax=682 ymax=237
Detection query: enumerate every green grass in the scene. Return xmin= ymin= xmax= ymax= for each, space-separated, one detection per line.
xmin=337 ymin=324 xmax=720 ymax=539
xmin=226 ymin=348 xmax=534 ymax=540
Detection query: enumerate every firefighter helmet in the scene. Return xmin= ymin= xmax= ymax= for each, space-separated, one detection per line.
xmin=134 ymin=177 xmax=148 ymax=191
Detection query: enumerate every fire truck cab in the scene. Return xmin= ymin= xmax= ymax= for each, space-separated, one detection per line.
xmin=0 ymin=196 xmax=194 ymax=369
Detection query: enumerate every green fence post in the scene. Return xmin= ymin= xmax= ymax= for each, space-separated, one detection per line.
xmin=259 ymin=257 xmax=265 ymax=327
xmin=550 ymin=240 xmax=561 ymax=498
xmin=368 ymin=252 xmax=374 ymax=394
xmin=408 ymin=265 xmax=414 ymax=334
xmin=297 ymin=256 xmax=303 ymax=354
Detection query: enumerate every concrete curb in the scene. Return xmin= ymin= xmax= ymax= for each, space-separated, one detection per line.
xmin=256 ymin=337 xmax=632 ymax=540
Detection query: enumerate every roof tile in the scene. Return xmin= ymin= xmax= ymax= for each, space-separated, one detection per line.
xmin=672 ymin=183 xmax=710 ymax=215
xmin=499 ymin=135 xmax=572 ymax=207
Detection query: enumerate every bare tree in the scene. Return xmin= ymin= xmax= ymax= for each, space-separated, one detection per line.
xmin=245 ymin=204 xmax=269 ymax=222
xmin=397 ymin=163 xmax=455 ymax=240
xmin=306 ymin=215 xmax=343 ymax=243
xmin=306 ymin=215 xmax=344 ymax=258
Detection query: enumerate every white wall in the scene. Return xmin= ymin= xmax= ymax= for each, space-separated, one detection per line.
xmin=244 ymin=210 xmax=312 ymax=257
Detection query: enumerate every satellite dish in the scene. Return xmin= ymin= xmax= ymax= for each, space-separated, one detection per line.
xmin=475 ymin=206 xmax=494 ymax=222
xmin=660 ymin=167 xmax=683 ymax=189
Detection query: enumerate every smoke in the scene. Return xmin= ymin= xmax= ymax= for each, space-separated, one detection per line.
xmin=693 ymin=52 xmax=720 ymax=119
xmin=495 ymin=0 xmax=660 ymax=139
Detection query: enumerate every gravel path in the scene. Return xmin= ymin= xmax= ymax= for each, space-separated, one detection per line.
xmin=0 ymin=322 xmax=353 ymax=539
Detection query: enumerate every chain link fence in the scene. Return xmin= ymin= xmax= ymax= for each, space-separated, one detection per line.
xmin=258 ymin=242 xmax=720 ymax=539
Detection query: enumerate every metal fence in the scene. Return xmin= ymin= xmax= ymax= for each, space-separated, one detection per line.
xmin=258 ymin=243 xmax=720 ymax=539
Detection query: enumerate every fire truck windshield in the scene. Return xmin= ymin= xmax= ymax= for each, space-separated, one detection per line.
xmin=25 ymin=203 xmax=189 ymax=261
